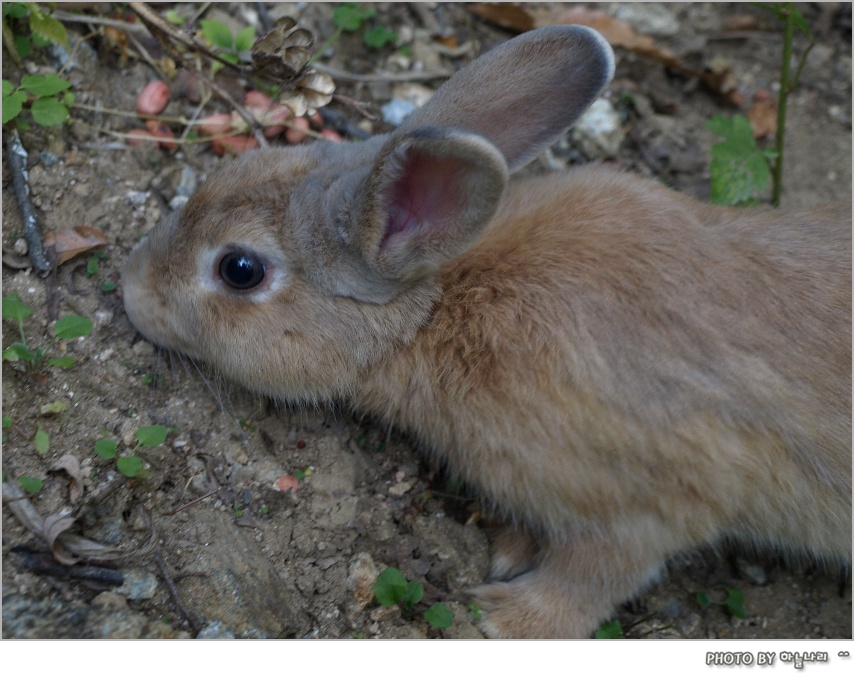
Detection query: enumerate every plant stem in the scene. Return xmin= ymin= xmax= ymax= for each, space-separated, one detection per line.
xmin=772 ymin=3 xmax=795 ymax=207
xmin=306 ymin=27 xmax=342 ymax=67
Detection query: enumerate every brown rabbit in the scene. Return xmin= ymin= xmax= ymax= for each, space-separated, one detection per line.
xmin=122 ymin=25 xmax=851 ymax=638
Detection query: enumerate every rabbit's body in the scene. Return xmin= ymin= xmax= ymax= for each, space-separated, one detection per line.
xmin=356 ymin=167 xmax=851 ymax=636
xmin=122 ymin=26 xmax=851 ymax=638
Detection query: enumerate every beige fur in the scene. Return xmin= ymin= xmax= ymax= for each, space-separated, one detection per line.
xmin=122 ymin=26 xmax=851 ymax=638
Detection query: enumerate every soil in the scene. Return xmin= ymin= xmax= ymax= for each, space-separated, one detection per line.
xmin=2 ymin=3 xmax=851 ymax=640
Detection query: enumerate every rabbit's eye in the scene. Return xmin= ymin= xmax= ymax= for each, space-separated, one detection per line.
xmin=219 ymin=251 xmax=266 ymax=290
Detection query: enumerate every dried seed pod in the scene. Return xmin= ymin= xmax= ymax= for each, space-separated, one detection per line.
xmin=252 ymin=16 xmax=314 ymax=85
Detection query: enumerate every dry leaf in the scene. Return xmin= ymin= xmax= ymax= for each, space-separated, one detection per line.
xmin=44 ymin=226 xmax=107 ymax=266
xmin=747 ymin=95 xmax=778 ymax=139
xmin=44 ymin=513 xmax=79 ymax=565
xmin=469 ymin=3 xmax=535 ymax=33
xmin=48 ymin=453 xmax=85 ymax=503
xmin=3 ymin=477 xmax=155 ymax=565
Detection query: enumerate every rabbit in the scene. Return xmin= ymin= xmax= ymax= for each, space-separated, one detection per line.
xmin=122 ymin=25 xmax=852 ymax=638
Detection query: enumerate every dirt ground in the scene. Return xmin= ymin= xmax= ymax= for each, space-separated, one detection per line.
xmin=2 ymin=3 xmax=851 ymax=640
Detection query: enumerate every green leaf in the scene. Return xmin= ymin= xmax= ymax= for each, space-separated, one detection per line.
xmin=706 ymin=114 xmax=771 ymax=205
xmin=402 ymin=579 xmax=424 ymax=609
xmin=3 ymin=292 xmax=33 ymax=322
xmin=165 ymin=9 xmax=186 ymax=25
xmin=3 ymin=91 xmax=27 ymax=124
xmin=219 ymin=52 xmax=239 ymax=65
xmin=117 ymin=455 xmax=143 ymax=477
xmin=696 ymin=591 xmax=711 ymax=609
xmin=234 ymin=24 xmax=256 ymax=52
xmin=363 ymin=24 xmax=397 ymax=50
xmin=30 ymin=96 xmax=69 ymax=126
xmin=41 ymin=400 xmax=68 ymax=414
xmin=2 ymin=79 xmax=13 ymax=97
xmin=424 ymin=603 xmax=453 ymax=629
xmin=94 ymin=437 xmax=118 ymax=459
xmin=7 ymin=342 xmax=39 ymax=361
xmin=725 ymin=588 xmax=746 ymax=619
xmin=468 ymin=603 xmax=482 ymax=621
xmin=333 ymin=3 xmax=373 ymax=31
xmin=2 ymin=417 xmax=12 ymax=428
xmin=374 ymin=566 xmax=409 ymax=606
xmin=28 ymin=7 xmax=69 ymax=47
xmin=62 ymin=91 xmax=75 ymax=107
xmin=47 ymin=356 xmax=75 ymax=369
xmin=101 ymin=280 xmax=117 ymax=293
xmin=18 ymin=475 xmax=43 ymax=493
xmin=13 ymin=34 xmax=30 ymax=59
xmin=199 ymin=19 xmax=234 ymax=50
xmin=21 ymin=73 xmax=71 ymax=96
xmin=52 ymin=314 xmax=93 ymax=339
xmin=85 ymin=256 xmax=99 ymax=277
xmin=136 ymin=424 xmax=169 ymax=447
xmin=594 ymin=619 xmax=625 ymax=638
xmin=35 ymin=426 xmax=49 ymax=454
xmin=3 ymin=3 xmax=30 ymax=19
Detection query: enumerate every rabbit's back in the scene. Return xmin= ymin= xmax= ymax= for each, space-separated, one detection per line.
xmin=361 ymin=166 xmax=851 ymax=559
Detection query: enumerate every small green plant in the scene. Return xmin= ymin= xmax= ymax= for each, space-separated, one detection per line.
xmin=2 ymin=2 xmax=68 ymax=63
xmin=706 ymin=114 xmax=778 ymax=206
xmin=375 ymin=566 xmax=424 ymax=610
xmin=2 ymin=416 xmax=12 ymax=443
xmin=198 ymin=18 xmax=256 ymax=71
xmin=17 ymin=474 xmax=43 ymax=494
xmin=2 ymin=72 xmax=74 ymax=126
xmin=594 ymin=618 xmax=625 ymax=639
xmin=2 ymin=293 xmax=93 ymax=369
xmin=309 ymin=2 xmax=397 ymax=63
xmin=697 ymin=586 xmax=746 ymax=619
xmin=423 ymin=603 xmax=453 ymax=629
xmin=707 ymin=3 xmax=813 ymax=207
xmin=374 ymin=566 xmax=453 ymax=630
xmin=93 ymin=424 xmax=175 ymax=478
xmin=34 ymin=425 xmax=49 ymax=454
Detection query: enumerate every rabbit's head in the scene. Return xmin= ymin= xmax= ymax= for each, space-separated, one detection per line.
xmin=122 ymin=26 xmax=615 ymax=400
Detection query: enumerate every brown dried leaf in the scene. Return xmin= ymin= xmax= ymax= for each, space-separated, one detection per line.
xmin=43 ymin=513 xmax=79 ymax=564
xmin=3 ymin=477 xmax=154 ymax=565
xmin=48 ymin=453 xmax=84 ymax=503
xmin=747 ymin=97 xmax=778 ymax=139
xmin=44 ymin=226 xmax=107 ymax=266
xmin=469 ymin=3 xmax=535 ymax=33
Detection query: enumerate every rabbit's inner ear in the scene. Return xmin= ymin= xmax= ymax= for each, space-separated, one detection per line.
xmin=360 ymin=130 xmax=508 ymax=281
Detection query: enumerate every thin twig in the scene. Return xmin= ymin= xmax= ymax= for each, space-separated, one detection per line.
xmin=5 ymin=129 xmax=52 ymax=275
xmin=313 ymin=62 xmax=454 ymax=83
xmin=155 ymin=547 xmax=204 ymax=635
xmin=129 ymin=2 xmax=246 ymax=76
xmin=166 ymin=486 xmax=222 ymax=516
xmin=52 ymin=10 xmax=149 ymax=34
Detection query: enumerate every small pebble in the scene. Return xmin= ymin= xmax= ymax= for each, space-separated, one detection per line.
xmin=196 ymin=621 xmax=235 ymax=639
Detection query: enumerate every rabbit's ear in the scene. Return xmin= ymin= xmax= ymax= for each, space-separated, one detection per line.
xmin=355 ymin=127 xmax=508 ymax=283
xmin=347 ymin=25 xmax=614 ymax=289
xmin=397 ymin=24 xmax=615 ymax=172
